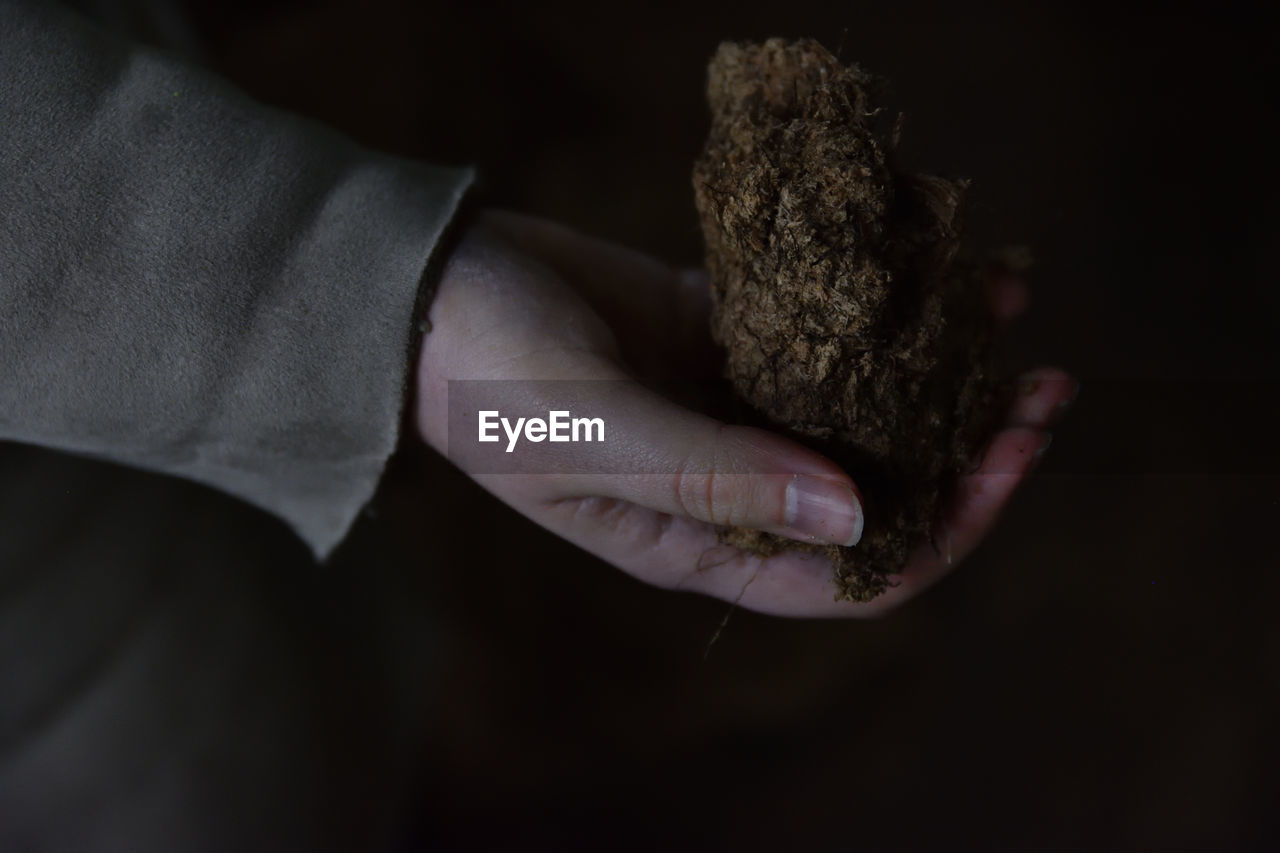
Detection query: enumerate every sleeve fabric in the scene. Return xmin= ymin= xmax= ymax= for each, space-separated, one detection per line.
xmin=0 ymin=0 xmax=475 ymax=560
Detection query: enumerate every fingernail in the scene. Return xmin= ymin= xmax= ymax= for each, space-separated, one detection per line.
xmin=785 ymin=474 xmax=864 ymax=547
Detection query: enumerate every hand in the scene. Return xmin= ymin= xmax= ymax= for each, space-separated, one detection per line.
xmin=413 ymin=210 xmax=1074 ymax=617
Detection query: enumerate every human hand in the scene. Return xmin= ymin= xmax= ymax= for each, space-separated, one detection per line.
xmin=413 ymin=210 xmax=1074 ymax=617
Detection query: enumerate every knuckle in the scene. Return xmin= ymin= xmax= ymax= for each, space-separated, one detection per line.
xmin=670 ymin=465 xmax=714 ymax=523
xmin=670 ymin=427 xmax=751 ymax=526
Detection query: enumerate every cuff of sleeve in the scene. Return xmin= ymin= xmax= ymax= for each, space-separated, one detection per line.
xmin=171 ymin=157 xmax=476 ymax=563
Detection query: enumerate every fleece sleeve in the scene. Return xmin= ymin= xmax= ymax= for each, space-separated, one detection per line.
xmin=0 ymin=0 xmax=475 ymax=561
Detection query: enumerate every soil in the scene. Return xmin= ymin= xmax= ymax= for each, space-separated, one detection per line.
xmin=692 ymin=38 xmax=1006 ymax=602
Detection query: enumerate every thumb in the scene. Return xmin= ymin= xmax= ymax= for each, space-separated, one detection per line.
xmin=481 ymin=378 xmax=867 ymax=548
xmin=637 ymin=421 xmax=866 ymax=548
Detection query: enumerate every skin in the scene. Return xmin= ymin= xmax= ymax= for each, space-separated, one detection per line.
xmin=414 ymin=210 xmax=1075 ymax=618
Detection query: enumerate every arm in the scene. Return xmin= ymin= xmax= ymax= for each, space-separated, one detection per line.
xmin=0 ymin=0 xmax=473 ymax=560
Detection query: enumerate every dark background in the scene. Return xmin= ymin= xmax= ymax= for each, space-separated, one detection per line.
xmin=176 ymin=1 xmax=1278 ymax=848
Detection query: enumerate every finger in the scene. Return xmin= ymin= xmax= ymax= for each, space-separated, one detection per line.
xmin=865 ymin=426 xmax=1052 ymax=613
xmin=650 ymin=424 xmax=867 ymax=548
xmin=535 ymin=426 xmax=1052 ymax=618
xmin=478 ymin=375 xmax=867 ymax=549
xmin=675 ymin=542 xmax=882 ymax=618
xmin=1008 ymin=367 xmax=1079 ymax=427
xmin=531 ymin=495 xmax=881 ymax=618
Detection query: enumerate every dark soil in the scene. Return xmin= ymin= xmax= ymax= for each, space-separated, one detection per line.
xmin=693 ymin=38 xmax=1006 ymax=602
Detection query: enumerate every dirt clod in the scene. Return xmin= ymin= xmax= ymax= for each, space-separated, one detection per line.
xmin=692 ymin=38 xmax=1006 ymax=602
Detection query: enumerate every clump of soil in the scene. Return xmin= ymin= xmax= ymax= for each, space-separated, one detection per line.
xmin=692 ymin=38 xmax=1006 ymax=602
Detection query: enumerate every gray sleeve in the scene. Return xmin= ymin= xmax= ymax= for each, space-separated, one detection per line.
xmin=0 ymin=0 xmax=475 ymax=561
